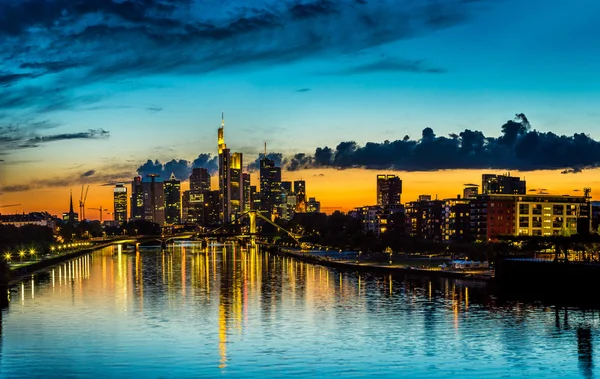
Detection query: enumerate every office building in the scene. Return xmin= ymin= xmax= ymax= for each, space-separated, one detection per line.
xmin=217 ymin=113 xmax=244 ymax=224
xmin=204 ymin=190 xmax=220 ymax=226
xmin=182 ymin=190 xmax=191 ymax=223
xmin=190 ymin=168 xmax=211 ymax=194
xmin=143 ymin=174 xmax=165 ymax=226
xmin=130 ymin=176 xmax=144 ymax=221
xmin=442 ymin=197 xmax=471 ymax=242
xmin=243 ymin=173 xmax=251 ymax=212
xmin=164 ymin=173 xmax=181 ymax=225
xmin=307 ymin=197 xmax=321 ymax=213
xmin=482 ymin=173 xmax=526 ymax=195
xmin=259 ymin=155 xmax=282 ymax=218
xmin=294 ymin=180 xmax=306 ymax=212
xmin=113 ymin=183 xmax=128 ymax=226
xmin=377 ymin=175 xmax=402 ymax=206
xmin=250 ymin=185 xmax=260 ymax=211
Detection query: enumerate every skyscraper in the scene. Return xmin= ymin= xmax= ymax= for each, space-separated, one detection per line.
xmin=217 ymin=113 xmax=244 ymax=223
xmin=243 ymin=173 xmax=251 ymax=212
xmin=259 ymin=155 xmax=281 ymax=218
xmin=143 ymin=174 xmax=165 ymax=226
xmin=377 ymin=175 xmax=402 ymax=206
xmin=113 ymin=183 xmax=128 ymax=226
xmin=482 ymin=173 xmax=526 ymax=195
xmin=190 ymin=168 xmax=211 ymax=194
xmin=164 ymin=173 xmax=181 ymax=225
xmin=294 ymin=180 xmax=306 ymax=212
xmin=130 ymin=176 xmax=144 ymax=221
xmin=182 ymin=190 xmax=191 ymax=223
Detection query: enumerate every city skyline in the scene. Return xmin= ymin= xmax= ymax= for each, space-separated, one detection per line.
xmin=2 ymin=0 xmax=600 ymax=216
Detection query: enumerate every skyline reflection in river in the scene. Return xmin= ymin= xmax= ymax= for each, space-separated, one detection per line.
xmin=1 ymin=242 xmax=599 ymax=378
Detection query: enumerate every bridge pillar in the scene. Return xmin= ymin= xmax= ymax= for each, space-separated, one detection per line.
xmin=249 ymin=211 xmax=257 ymax=234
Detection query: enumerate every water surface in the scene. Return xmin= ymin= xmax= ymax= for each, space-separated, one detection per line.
xmin=0 ymin=242 xmax=598 ymax=378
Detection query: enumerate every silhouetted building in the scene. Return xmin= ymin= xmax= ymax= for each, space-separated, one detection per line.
xmin=190 ymin=168 xmax=211 ymax=194
xmin=259 ymin=155 xmax=281 ymax=218
xmin=130 ymin=176 xmax=144 ymax=221
xmin=482 ymin=173 xmax=526 ymax=195
xmin=164 ymin=173 xmax=181 ymax=225
xmin=113 ymin=183 xmax=128 ymax=226
xmin=353 ymin=205 xmax=404 ymax=235
xmin=377 ymin=175 xmax=402 ymax=206
xmin=204 ymin=190 xmax=220 ymax=226
xmin=62 ymin=190 xmax=79 ymax=223
xmin=2 ymin=212 xmax=56 ymax=230
xmin=182 ymin=190 xmax=191 ymax=223
xmin=143 ymin=174 xmax=165 ymax=226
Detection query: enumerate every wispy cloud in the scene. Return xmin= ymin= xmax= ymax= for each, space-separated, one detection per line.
xmin=331 ymin=58 xmax=447 ymax=75
xmin=295 ymin=88 xmax=312 ymax=92
xmin=0 ymin=0 xmax=489 ymax=113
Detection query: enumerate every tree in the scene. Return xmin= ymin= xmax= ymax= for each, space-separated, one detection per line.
xmin=0 ymin=259 xmax=9 ymax=286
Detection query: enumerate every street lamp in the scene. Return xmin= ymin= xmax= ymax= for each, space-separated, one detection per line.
xmin=19 ymin=250 xmax=26 ymax=261
xmin=4 ymin=253 xmax=11 ymax=262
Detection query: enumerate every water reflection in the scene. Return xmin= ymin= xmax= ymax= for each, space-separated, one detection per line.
xmin=1 ymin=242 xmax=599 ymax=378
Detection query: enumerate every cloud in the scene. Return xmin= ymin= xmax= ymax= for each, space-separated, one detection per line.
xmin=247 ymin=153 xmax=286 ymax=172
xmin=561 ymin=168 xmax=583 ymax=174
xmin=330 ymin=58 xmax=446 ymax=75
xmin=258 ymin=114 xmax=600 ymax=173
xmin=0 ymin=0 xmax=488 ymax=113
xmin=1 ymin=169 xmax=133 ymax=193
xmin=295 ymin=88 xmax=311 ymax=92
xmin=137 ymin=154 xmax=218 ymax=180
xmin=1 ymin=125 xmax=110 ymax=150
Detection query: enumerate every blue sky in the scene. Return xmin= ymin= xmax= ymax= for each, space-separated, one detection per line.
xmin=1 ymin=0 xmax=600 ymax=197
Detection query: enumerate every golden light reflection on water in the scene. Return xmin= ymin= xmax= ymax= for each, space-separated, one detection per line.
xmin=9 ymin=242 xmax=479 ymax=371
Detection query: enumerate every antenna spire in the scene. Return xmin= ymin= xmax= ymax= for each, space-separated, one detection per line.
xmin=221 ymin=111 xmax=224 ymax=128
xmin=264 ymin=142 xmax=267 ymax=158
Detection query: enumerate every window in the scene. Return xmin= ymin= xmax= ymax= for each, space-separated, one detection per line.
xmin=532 ymin=204 xmax=543 ymax=215
xmin=519 ymin=204 xmax=529 ymax=215
xmin=553 ymin=204 xmax=564 ymax=215
xmin=519 ymin=216 xmax=529 ymax=228
xmin=553 ymin=216 xmax=564 ymax=228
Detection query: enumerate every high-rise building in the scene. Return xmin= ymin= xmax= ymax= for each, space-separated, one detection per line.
xmin=259 ymin=155 xmax=281 ymax=218
xmin=130 ymin=176 xmax=144 ymax=221
xmin=204 ymin=190 xmax=220 ymax=226
xmin=164 ymin=173 xmax=181 ymax=225
xmin=294 ymin=180 xmax=306 ymax=212
xmin=250 ymin=185 xmax=260 ymax=211
xmin=243 ymin=173 xmax=251 ymax=212
xmin=142 ymin=174 xmax=165 ymax=226
xmin=228 ymin=152 xmax=244 ymax=220
xmin=113 ymin=183 xmax=128 ymax=226
xmin=182 ymin=190 xmax=191 ymax=223
xmin=217 ymin=113 xmax=244 ymax=224
xmin=482 ymin=173 xmax=526 ymax=195
xmin=377 ymin=175 xmax=402 ymax=206
xmin=190 ymin=168 xmax=211 ymax=194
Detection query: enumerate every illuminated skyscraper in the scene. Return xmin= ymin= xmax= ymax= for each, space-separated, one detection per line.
xmin=182 ymin=190 xmax=191 ymax=223
xmin=164 ymin=173 xmax=181 ymax=225
xmin=259 ymin=155 xmax=281 ymax=218
xmin=377 ymin=175 xmax=402 ymax=206
xmin=294 ymin=180 xmax=306 ymax=212
xmin=243 ymin=173 xmax=251 ymax=212
xmin=113 ymin=183 xmax=128 ymax=226
xmin=217 ymin=113 xmax=244 ymax=223
xmin=189 ymin=168 xmax=211 ymax=225
xmin=130 ymin=176 xmax=144 ymax=221
xmin=190 ymin=168 xmax=211 ymax=194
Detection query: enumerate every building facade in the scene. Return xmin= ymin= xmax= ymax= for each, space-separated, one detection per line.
xmin=130 ymin=176 xmax=144 ymax=221
xmin=405 ymin=198 xmax=444 ymax=242
xmin=482 ymin=173 xmax=526 ymax=195
xmin=442 ymin=198 xmax=471 ymax=242
xmin=113 ymin=183 xmax=128 ymax=226
xmin=164 ymin=173 xmax=181 ymax=225
xmin=142 ymin=174 xmax=165 ymax=226
xmin=294 ymin=180 xmax=306 ymax=212
xmin=259 ymin=156 xmax=282 ymax=218
xmin=377 ymin=175 xmax=402 ymax=206
xmin=243 ymin=173 xmax=251 ymax=212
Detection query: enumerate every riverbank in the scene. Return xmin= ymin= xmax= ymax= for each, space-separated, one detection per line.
xmin=273 ymin=247 xmax=493 ymax=282
xmin=7 ymin=242 xmax=114 ymax=285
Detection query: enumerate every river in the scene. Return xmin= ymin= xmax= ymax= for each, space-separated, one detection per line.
xmin=0 ymin=242 xmax=598 ymax=378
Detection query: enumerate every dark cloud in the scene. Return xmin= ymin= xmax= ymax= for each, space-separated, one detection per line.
xmin=463 ymin=183 xmax=479 ymax=187
xmin=295 ymin=88 xmax=311 ymax=92
xmin=26 ymin=129 xmax=109 ymax=144
xmin=247 ymin=153 xmax=286 ymax=172
xmin=81 ymin=170 xmax=96 ymax=178
xmin=271 ymin=114 xmax=600 ymax=173
xmin=137 ymin=154 xmax=218 ymax=180
xmin=330 ymin=58 xmax=446 ymax=75
xmin=561 ymin=168 xmax=583 ymax=174
xmin=0 ymin=0 xmax=488 ymax=113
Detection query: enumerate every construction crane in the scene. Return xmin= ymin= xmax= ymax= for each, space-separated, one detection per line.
xmin=88 ymin=206 xmax=109 ymax=222
xmin=79 ymin=184 xmax=90 ymax=220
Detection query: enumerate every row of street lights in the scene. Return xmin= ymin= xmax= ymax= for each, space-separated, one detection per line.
xmin=4 ymin=242 xmax=92 ymax=262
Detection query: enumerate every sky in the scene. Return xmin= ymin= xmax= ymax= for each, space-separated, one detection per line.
xmin=1 ymin=0 xmax=600 ymax=218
